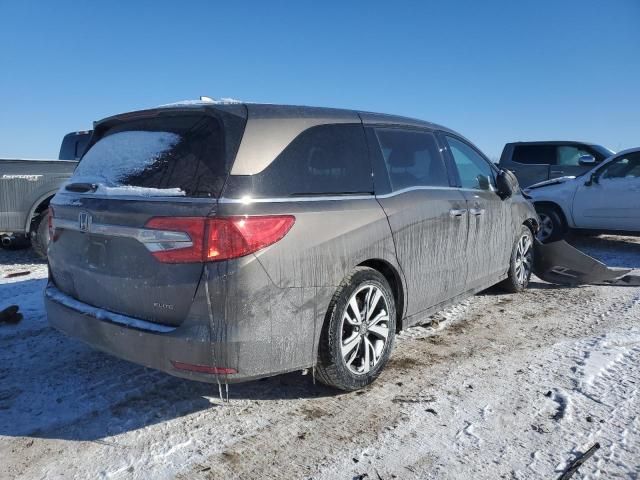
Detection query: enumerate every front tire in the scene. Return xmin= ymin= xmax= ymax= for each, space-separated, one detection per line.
xmin=316 ymin=267 xmax=396 ymax=391
xmin=500 ymin=226 xmax=534 ymax=293
xmin=535 ymin=204 xmax=566 ymax=243
xmin=30 ymin=209 xmax=50 ymax=259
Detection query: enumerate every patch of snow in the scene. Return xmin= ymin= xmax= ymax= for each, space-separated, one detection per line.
xmin=94 ymin=185 xmax=185 ymax=197
xmin=577 ymin=332 xmax=635 ymax=389
xmin=45 ymin=285 xmax=175 ymax=333
xmin=158 ymin=97 xmax=243 ymax=107
xmin=73 ymin=131 xmax=181 ymax=186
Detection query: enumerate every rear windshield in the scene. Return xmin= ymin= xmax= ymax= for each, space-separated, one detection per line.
xmin=73 ymin=112 xmax=243 ymax=197
xmin=58 ymin=132 xmax=92 ymax=160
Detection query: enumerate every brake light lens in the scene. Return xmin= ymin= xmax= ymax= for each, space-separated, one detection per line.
xmin=206 ymin=216 xmax=295 ymax=261
xmin=144 ymin=217 xmax=206 ymax=263
xmin=144 ymin=215 xmax=295 ymax=263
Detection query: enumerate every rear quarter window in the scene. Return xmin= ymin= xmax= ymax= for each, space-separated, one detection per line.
xmin=223 ymin=124 xmax=373 ymax=198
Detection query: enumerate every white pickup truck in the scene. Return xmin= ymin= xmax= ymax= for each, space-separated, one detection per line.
xmin=525 ymin=147 xmax=640 ymax=242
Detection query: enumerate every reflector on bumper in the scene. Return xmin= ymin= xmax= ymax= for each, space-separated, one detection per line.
xmin=170 ymin=360 xmax=237 ymax=375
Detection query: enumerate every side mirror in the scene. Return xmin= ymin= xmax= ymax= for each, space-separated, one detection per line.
xmin=578 ymin=154 xmax=596 ymax=166
xmin=496 ymin=169 xmax=517 ymax=199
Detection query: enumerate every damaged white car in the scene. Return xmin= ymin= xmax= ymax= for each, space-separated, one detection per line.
xmin=525 ymin=147 xmax=640 ymax=242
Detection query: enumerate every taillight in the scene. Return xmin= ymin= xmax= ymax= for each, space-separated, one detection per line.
xmin=144 ymin=217 xmax=206 ymax=263
xmin=144 ymin=215 xmax=295 ymax=263
xmin=206 ymin=216 xmax=295 ymax=261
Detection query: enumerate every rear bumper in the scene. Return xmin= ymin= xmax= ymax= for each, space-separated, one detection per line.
xmin=44 ymin=284 xmax=285 ymax=383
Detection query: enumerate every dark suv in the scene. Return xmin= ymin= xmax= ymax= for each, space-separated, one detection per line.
xmin=45 ymin=102 xmax=538 ymax=391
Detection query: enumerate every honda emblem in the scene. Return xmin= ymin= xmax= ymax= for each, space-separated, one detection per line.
xmin=78 ymin=211 xmax=92 ymax=232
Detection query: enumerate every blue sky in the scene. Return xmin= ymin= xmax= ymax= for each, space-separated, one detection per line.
xmin=0 ymin=0 xmax=638 ymax=160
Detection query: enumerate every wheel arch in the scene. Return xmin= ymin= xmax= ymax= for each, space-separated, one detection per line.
xmin=532 ymin=200 xmax=570 ymax=228
xmin=357 ymin=258 xmax=406 ymax=332
xmin=523 ymin=217 xmax=539 ymax=235
xmin=24 ymin=191 xmax=56 ymax=232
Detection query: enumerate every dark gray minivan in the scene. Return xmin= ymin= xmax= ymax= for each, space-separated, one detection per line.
xmin=46 ymin=102 xmax=538 ymax=391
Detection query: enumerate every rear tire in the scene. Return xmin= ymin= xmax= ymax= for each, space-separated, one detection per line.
xmin=500 ymin=226 xmax=534 ymax=293
xmin=534 ymin=204 xmax=566 ymax=243
xmin=30 ymin=209 xmax=50 ymax=259
xmin=316 ymin=267 xmax=396 ymax=391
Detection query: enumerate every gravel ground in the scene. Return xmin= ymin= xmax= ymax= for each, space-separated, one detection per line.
xmin=0 ymin=234 xmax=639 ymax=480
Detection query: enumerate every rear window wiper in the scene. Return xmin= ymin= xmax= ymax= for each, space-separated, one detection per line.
xmin=65 ymin=182 xmax=98 ymax=193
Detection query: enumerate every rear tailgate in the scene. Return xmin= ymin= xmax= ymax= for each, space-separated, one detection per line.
xmin=48 ymin=106 xmax=246 ymax=327
xmin=49 ymin=197 xmax=214 ymax=326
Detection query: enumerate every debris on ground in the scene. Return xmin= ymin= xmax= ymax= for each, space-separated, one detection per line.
xmin=4 ymin=271 xmax=31 ymax=279
xmin=0 ymin=305 xmax=22 ymax=325
xmin=391 ymin=394 xmax=436 ymax=404
xmin=557 ymin=443 xmax=601 ymax=480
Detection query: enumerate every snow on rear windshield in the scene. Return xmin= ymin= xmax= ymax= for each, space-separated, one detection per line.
xmin=70 ymin=114 xmax=229 ymax=198
xmin=73 ymin=131 xmax=181 ymax=187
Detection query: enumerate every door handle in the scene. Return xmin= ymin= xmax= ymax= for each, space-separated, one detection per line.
xmin=449 ymin=208 xmax=467 ymax=218
xmin=550 ymin=169 xmax=564 ymax=175
xmin=469 ymin=207 xmax=485 ymax=216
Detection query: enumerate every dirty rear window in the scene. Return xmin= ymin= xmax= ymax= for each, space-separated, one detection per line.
xmin=73 ymin=114 xmax=235 ymax=197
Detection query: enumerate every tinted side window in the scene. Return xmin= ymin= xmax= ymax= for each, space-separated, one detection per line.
xmin=75 ymin=133 xmax=91 ymax=159
xmin=374 ymin=129 xmax=449 ymax=191
xmin=58 ymin=135 xmax=77 ymax=160
xmin=223 ymin=124 xmax=372 ymax=198
xmin=445 ymin=136 xmax=495 ymax=190
xmin=512 ymin=145 xmax=556 ymax=165
xmin=59 ymin=133 xmax=92 ymax=160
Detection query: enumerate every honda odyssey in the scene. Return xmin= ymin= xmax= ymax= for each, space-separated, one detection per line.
xmin=46 ymin=102 xmax=538 ymax=391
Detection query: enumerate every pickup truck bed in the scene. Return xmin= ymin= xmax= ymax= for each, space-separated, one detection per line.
xmin=1 ymin=158 xmax=77 ymax=233
xmin=0 ymin=130 xmax=90 ymax=257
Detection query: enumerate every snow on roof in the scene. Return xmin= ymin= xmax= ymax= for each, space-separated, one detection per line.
xmin=158 ymin=97 xmax=243 ymax=107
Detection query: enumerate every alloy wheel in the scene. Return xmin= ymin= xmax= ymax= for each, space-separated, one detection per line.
xmin=340 ymin=284 xmax=390 ymax=375
xmin=514 ymin=233 xmax=533 ymax=286
xmin=537 ymin=213 xmax=553 ymax=242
